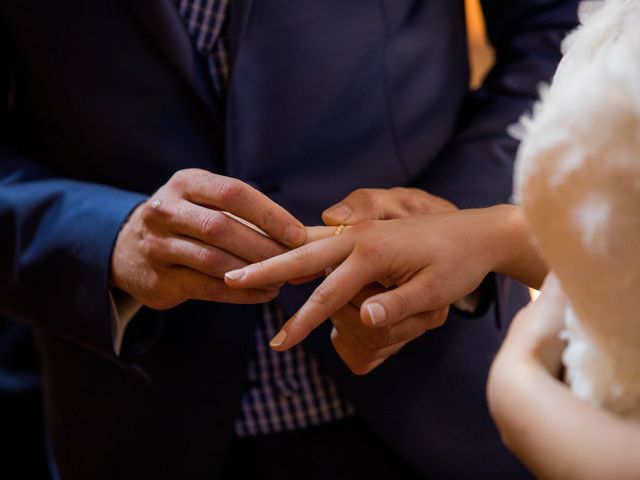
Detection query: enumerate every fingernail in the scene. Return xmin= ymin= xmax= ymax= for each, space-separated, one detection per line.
xmin=324 ymin=266 xmax=333 ymax=276
xmin=366 ymin=303 xmax=386 ymax=326
xmin=225 ymin=269 xmax=246 ymax=281
xmin=324 ymin=204 xmax=351 ymax=222
xmin=285 ymin=224 xmax=306 ymax=245
xmin=270 ymin=330 xmax=287 ymax=348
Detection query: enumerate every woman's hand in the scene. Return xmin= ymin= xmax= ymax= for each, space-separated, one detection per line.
xmin=487 ymin=274 xmax=568 ymax=438
xmin=489 ymin=274 xmax=567 ymax=384
xmin=487 ymin=275 xmax=640 ymax=480
xmin=226 ymin=206 xmax=538 ymax=359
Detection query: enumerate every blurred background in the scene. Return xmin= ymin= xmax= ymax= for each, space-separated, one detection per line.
xmin=466 ymin=0 xmax=495 ymax=89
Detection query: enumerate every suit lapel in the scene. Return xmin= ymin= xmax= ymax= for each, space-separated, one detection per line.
xmin=121 ymin=0 xmax=220 ymax=116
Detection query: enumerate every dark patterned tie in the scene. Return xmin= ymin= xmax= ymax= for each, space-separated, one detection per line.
xmin=175 ymin=0 xmax=230 ymax=93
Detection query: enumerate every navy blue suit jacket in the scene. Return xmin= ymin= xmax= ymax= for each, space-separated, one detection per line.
xmin=0 ymin=1 xmax=577 ymax=478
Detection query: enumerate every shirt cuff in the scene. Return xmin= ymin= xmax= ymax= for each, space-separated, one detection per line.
xmin=108 ymin=289 xmax=143 ymax=356
xmin=453 ymin=288 xmax=484 ymax=314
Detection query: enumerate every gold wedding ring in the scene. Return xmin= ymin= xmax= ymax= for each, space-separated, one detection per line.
xmin=334 ymin=224 xmax=346 ymax=236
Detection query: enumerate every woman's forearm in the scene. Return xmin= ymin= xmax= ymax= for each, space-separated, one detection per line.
xmin=485 ymin=204 xmax=548 ymax=289
xmin=489 ymin=361 xmax=640 ymax=480
xmin=308 ymin=204 xmax=549 ymax=289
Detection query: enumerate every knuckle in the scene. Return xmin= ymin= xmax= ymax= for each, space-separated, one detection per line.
xmin=141 ymin=198 xmax=170 ymax=225
xmin=206 ymin=277 xmax=224 ymax=296
xmin=354 ymin=234 xmax=385 ymax=261
xmin=201 ymin=211 xmax=228 ymax=239
xmin=349 ymin=219 xmax=367 ymax=234
xmin=353 ymin=188 xmax=376 ymax=205
xmin=388 ymin=291 xmax=410 ymax=318
xmin=140 ymin=234 xmax=163 ymax=260
xmin=200 ymin=276 xmax=224 ymax=300
xmin=178 ymin=203 xmax=200 ymax=225
xmin=215 ymin=178 xmax=245 ymax=205
xmin=309 ymin=282 xmax=334 ymax=307
xmin=291 ymin=244 xmax=312 ymax=265
xmin=389 ymin=186 xmax=408 ymax=195
xmin=139 ymin=201 xmax=156 ymax=224
xmin=169 ymin=168 xmax=197 ymax=189
xmin=197 ymin=247 xmax=224 ymax=272
xmin=379 ymin=328 xmax=394 ymax=349
xmin=258 ymin=205 xmax=277 ymax=230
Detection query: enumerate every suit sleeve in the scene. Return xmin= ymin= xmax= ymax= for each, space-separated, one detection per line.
xmin=413 ymin=0 xmax=579 ymax=209
xmin=0 ymin=24 xmax=147 ymax=361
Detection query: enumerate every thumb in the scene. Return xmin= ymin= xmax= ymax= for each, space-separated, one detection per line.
xmin=322 ymin=189 xmax=388 ymax=226
xmin=360 ymin=273 xmax=446 ymax=327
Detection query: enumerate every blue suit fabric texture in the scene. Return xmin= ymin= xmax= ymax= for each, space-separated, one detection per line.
xmin=0 ymin=1 xmax=578 ymax=479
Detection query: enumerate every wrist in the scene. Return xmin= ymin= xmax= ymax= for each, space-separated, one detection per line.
xmin=473 ymin=204 xmax=524 ymax=274
xmin=486 ymin=204 xmax=548 ymax=288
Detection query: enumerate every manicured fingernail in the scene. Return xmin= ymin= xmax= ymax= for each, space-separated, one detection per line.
xmin=285 ymin=224 xmax=306 ymax=245
xmin=324 ymin=204 xmax=351 ymax=222
xmin=225 ymin=269 xmax=246 ymax=281
xmin=270 ymin=330 xmax=287 ymax=348
xmin=366 ymin=303 xmax=386 ymax=326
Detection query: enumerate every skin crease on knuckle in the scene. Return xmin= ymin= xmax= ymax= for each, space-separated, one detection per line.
xmin=258 ymin=205 xmax=277 ymax=232
xmin=201 ymin=210 xmax=229 ymax=241
xmin=140 ymin=232 xmax=165 ymax=263
xmin=197 ymin=275 xmax=225 ymax=301
xmin=214 ymin=177 xmax=245 ymax=207
xmin=291 ymin=243 xmax=313 ymax=268
xmin=197 ymin=246 xmax=225 ymax=273
xmin=177 ymin=202 xmax=202 ymax=230
xmin=386 ymin=290 xmax=411 ymax=320
xmin=308 ymin=282 xmax=335 ymax=307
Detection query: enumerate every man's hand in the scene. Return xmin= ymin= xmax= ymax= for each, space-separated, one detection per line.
xmin=329 ymin=283 xmax=448 ymax=375
xmin=322 ymin=187 xmax=457 ymax=226
xmin=110 ymin=168 xmax=307 ymax=310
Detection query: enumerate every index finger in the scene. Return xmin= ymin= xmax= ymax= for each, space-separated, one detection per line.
xmin=185 ymin=171 xmax=307 ymax=247
xmin=269 ymin=256 xmax=377 ymax=351
xmin=224 ymin=233 xmax=354 ymax=288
